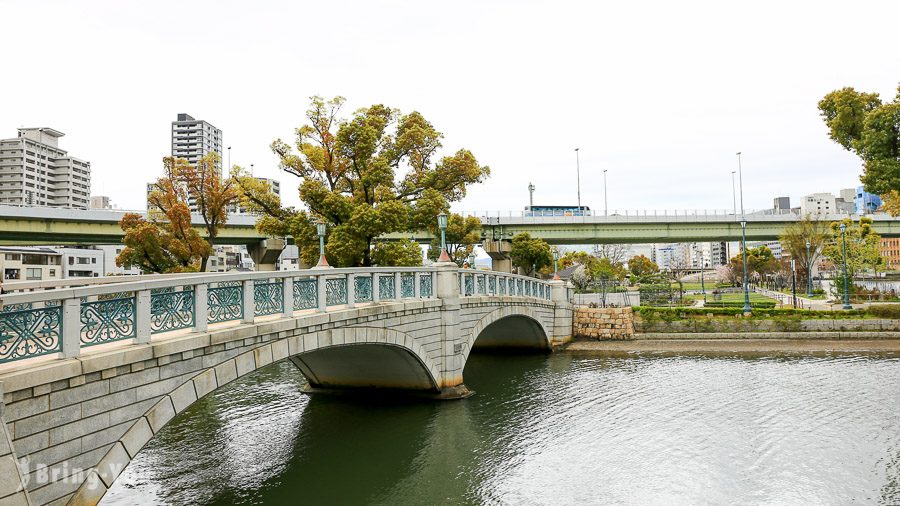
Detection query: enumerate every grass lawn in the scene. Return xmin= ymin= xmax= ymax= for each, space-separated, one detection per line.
xmin=671 ymin=282 xmax=734 ymax=291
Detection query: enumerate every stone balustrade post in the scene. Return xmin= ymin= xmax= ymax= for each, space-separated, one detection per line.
xmin=242 ymin=279 xmax=255 ymax=324
xmin=394 ymin=272 xmax=402 ymax=300
xmin=194 ymin=283 xmax=208 ymax=332
xmin=282 ymin=277 xmax=294 ymax=317
xmin=346 ymin=273 xmax=356 ymax=308
xmin=434 ymin=261 xmax=465 ymax=393
xmin=549 ymin=279 xmax=574 ymax=346
xmin=317 ymin=274 xmax=327 ymax=312
xmin=61 ymin=297 xmax=81 ymax=358
xmin=135 ymin=289 xmax=151 ymax=344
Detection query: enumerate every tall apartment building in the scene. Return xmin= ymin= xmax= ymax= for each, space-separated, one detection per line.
xmin=0 ymin=128 xmax=90 ymax=208
xmin=171 ymin=113 xmax=223 ymax=170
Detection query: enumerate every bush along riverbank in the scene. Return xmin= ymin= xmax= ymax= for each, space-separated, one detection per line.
xmin=633 ymin=306 xmax=900 ymax=334
xmin=570 ymin=307 xmax=900 ymax=341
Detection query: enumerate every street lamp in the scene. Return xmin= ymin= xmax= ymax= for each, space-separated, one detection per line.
xmin=740 ymin=219 xmax=751 ymax=313
xmin=574 ymin=148 xmax=582 ymax=213
xmin=700 ymin=262 xmax=706 ymax=294
xmin=468 ymin=252 xmax=477 ymax=269
xmin=791 ymin=258 xmax=797 ymax=309
xmin=315 ymin=219 xmax=328 ymax=268
xmin=437 ymin=213 xmax=451 ymax=263
xmin=730 ymin=170 xmax=737 ymax=215
xmin=840 ymin=223 xmax=851 ymax=310
xmin=553 ymin=249 xmax=560 ymax=280
xmin=805 ymin=240 xmax=813 ymax=297
xmin=603 ymin=169 xmax=608 ymax=217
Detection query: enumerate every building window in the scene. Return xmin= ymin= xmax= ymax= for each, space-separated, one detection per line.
xmin=49 ymin=269 xmax=55 ymax=276
xmin=4 ymin=253 xmax=21 ymax=261
xmin=26 ymin=268 xmax=42 ymax=280
xmin=4 ymin=269 xmax=19 ymax=280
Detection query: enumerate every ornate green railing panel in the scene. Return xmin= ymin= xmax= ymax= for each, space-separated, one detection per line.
xmin=326 ymin=278 xmax=348 ymax=306
xmin=499 ymin=278 xmax=507 ymax=295
xmin=354 ymin=276 xmax=373 ymax=302
xmin=401 ymin=273 xmax=415 ymax=298
xmin=476 ymin=275 xmax=486 ymax=295
xmin=208 ymin=286 xmax=243 ymax=323
xmin=81 ymin=297 xmax=136 ymax=346
xmin=516 ymin=279 xmax=524 ymax=296
xmin=293 ymin=279 xmax=317 ymax=310
xmin=0 ymin=306 xmax=62 ymax=362
xmin=2 ymin=303 xmax=33 ymax=313
xmin=378 ymin=275 xmax=395 ymax=300
xmin=488 ymin=276 xmax=496 ymax=294
xmin=254 ymin=281 xmax=284 ymax=316
xmin=150 ymin=289 xmax=195 ymax=334
xmin=464 ymin=274 xmax=474 ymax=296
xmin=150 ymin=287 xmax=174 ymax=295
xmin=98 ymin=291 xmax=133 ymax=301
xmin=419 ymin=273 xmax=433 ymax=298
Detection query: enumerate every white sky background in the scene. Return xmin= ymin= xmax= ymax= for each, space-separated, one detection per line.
xmin=2 ymin=0 xmax=899 ymax=215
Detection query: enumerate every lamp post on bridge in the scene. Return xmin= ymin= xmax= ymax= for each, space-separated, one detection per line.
xmin=437 ymin=213 xmax=451 ymax=263
xmin=315 ymin=219 xmax=329 ymax=268
xmin=553 ymin=249 xmax=560 ymax=280
xmin=840 ymin=223 xmax=852 ymax=310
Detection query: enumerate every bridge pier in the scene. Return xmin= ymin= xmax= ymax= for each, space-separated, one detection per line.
xmin=247 ymin=237 xmax=285 ymax=271
xmin=483 ymin=238 xmax=512 ymax=273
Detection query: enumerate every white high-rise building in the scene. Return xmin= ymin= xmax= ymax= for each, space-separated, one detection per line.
xmin=0 ymin=128 xmax=90 ymax=208
xmin=171 ymin=113 xmax=222 ymax=170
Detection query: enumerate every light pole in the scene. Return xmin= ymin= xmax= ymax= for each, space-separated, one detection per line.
xmin=603 ymin=169 xmax=608 ymax=217
xmin=736 ymin=152 xmax=751 ymax=314
xmin=791 ymin=258 xmax=797 ymax=308
xmin=227 ymin=146 xmax=232 ymax=172
xmin=700 ymin=262 xmax=706 ymax=294
xmin=437 ymin=213 xmax=451 ymax=263
xmin=574 ymin=148 xmax=582 ymax=213
xmin=740 ymin=219 xmax=751 ymax=313
xmin=528 ymin=182 xmax=535 ymax=209
xmin=315 ymin=219 xmax=328 ymax=268
xmin=840 ymin=223 xmax=851 ymax=310
xmin=730 ymin=170 xmax=737 ymax=215
xmin=805 ymin=240 xmax=813 ymax=297
xmin=553 ymin=249 xmax=560 ymax=280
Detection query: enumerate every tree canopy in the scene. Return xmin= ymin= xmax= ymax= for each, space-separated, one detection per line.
xmin=510 ymin=233 xmax=552 ymax=276
xmin=822 ymin=217 xmax=883 ymax=278
xmin=779 ymin=215 xmax=830 ymax=287
xmin=117 ymin=155 xmax=236 ymax=273
xmin=818 ymin=84 xmax=900 ymax=212
xmin=627 ymin=254 xmax=659 ymax=281
xmin=237 ymin=96 xmax=490 ymax=267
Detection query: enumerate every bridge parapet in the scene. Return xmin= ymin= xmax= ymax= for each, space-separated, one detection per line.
xmin=0 ymin=266 xmax=552 ymax=365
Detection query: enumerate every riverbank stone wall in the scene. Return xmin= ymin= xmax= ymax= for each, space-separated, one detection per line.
xmin=573 ymin=308 xmax=635 ymax=340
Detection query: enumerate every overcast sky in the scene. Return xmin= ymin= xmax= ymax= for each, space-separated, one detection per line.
xmin=4 ymin=0 xmax=899 ymax=214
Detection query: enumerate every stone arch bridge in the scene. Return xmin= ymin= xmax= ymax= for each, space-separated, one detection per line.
xmin=0 ymin=263 xmax=573 ymax=505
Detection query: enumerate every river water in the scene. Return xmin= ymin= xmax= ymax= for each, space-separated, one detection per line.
xmin=104 ymin=351 xmax=900 ymax=505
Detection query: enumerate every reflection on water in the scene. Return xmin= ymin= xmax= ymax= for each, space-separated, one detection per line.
xmin=104 ymin=351 xmax=900 ymax=505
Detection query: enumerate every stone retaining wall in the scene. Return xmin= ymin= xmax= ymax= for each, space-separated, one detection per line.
xmin=573 ymin=308 xmax=635 ymax=340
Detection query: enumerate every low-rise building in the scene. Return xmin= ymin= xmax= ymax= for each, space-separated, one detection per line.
xmin=881 ymin=238 xmax=900 ymax=270
xmin=855 ymin=186 xmax=882 ymax=214
xmin=58 ymin=248 xmax=104 ymax=278
xmin=0 ymin=247 xmax=62 ymax=281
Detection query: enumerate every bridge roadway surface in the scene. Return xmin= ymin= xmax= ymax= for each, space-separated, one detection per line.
xmin=3 ymin=205 xmax=899 ymax=246
xmin=0 ymin=264 xmax=573 ymax=505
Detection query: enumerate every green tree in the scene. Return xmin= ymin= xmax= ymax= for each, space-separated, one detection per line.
xmin=239 ymin=96 xmax=490 ymax=267
xmin=627 ymin=254 xmax=659 ymax=281
xmin=823 ymin=217 xmax=883 ymax=279
xmin=819 ymin=85 xmax=900 ymax=211
xmin=510 ymin=232 xmax=552 ymax=276
xmin=370 ymin=239 xmax=424 ymax=267
xmin=426 ymin=213 xmax=481 ymax=266
xmin=779 ymin=215 xmax=830 ymax=289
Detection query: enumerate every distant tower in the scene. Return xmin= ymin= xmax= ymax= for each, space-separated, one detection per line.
xmin=171 ymin=113 xmax=223 ymax=171
xmin=528 ymin=182 xmax=535 ymax=208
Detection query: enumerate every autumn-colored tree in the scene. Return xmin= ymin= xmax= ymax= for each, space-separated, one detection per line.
xmin=818 ymin=84 xmax=900 ymax=212
xmin=426 ymin=213 xmax=481 ymax=266
xmin=627 ymin=254 xmax=659 ymax=281
xmin=238 ymin=96 xmax=489 ymax=267
xmin=779 ymin=215 xmax=830 ymax=289
xmin=510 ymin=233 xmax=553 ymax=276
xmin=371 ymin=239 xmax=424 ymax=267
xmin=182 ymin=153 xmax=240 ymax=270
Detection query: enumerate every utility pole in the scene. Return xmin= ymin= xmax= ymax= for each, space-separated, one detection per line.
xmin=737 ymin=152 xmax=751 ymax=314
xmin=528 ymin=182 xmax=535 ymax=209
xmin=731 ymin=170 xmax=737 ymax=215
xmin=574 ymin=148 xmax=581 ymax=212
xmin=603 ymin=169 xmax=608 ymax=216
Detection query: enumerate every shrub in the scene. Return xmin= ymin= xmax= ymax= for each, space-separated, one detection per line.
xmin=864 ymin=304 xmax=900 ymax=319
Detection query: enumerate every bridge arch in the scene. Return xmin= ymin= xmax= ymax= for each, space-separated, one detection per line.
xmin=67 ymin=325 xmax=439 ymax=504
xmin=461 ymin=306 xmax=552 ymax=366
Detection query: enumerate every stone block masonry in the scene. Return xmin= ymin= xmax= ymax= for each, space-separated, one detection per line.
xmin=573 ymin=308 xmax=635 ymax=340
